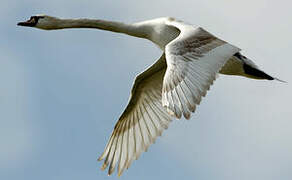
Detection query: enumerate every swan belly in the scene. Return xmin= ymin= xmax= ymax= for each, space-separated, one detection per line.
xmin=220 ymin=55 xmax=245 ymax=76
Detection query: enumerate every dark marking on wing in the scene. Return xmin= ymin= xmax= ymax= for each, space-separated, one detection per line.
xmin=243 ymin=63 xmax=274 ymax=80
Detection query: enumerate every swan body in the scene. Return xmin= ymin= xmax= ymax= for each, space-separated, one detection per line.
xmin=18 ymin=15 xmax=282 ymax=176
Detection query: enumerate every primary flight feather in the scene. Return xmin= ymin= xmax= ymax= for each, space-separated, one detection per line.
xmin=18 ymin=15 xmax=283 ymax=176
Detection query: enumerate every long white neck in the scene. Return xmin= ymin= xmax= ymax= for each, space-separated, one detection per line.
xmin=41 ymin=18 xmax=148 ymax=39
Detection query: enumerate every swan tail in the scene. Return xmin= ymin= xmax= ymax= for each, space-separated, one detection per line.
xmin=242 ymin=60 xmax=286 ymax=82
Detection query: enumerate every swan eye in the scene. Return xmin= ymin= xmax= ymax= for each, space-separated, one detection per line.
xmin=31 ymin=16 xmax=45 ymax=22
xmin=31 ymin=16 xmax=45 ymax=19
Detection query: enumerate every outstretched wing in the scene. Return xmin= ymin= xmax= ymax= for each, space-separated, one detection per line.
xmin=162 ymin=22 xmax=240 ymax=119
xmin=98 ymin=54 xmax=173 ymax=176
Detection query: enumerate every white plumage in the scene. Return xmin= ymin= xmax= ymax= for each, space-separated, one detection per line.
xmin=18 ymin=15 xmax=281 ymax=176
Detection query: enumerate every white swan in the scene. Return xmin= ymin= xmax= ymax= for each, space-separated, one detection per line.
xmin=18 ymin=15 xmax=283 ymax=176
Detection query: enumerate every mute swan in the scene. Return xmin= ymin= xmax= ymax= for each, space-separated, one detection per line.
xmin=18 ymin=15 xmax=283 ymax=176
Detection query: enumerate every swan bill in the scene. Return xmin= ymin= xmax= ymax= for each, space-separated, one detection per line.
xmin=17 ymin=16 xmax=44 ymax=27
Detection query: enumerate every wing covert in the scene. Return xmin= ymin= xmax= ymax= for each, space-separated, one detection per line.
xmin=98 ymin=54 xmax=173 ymax=176
xmin=162 ymin=26 xmax=240 ymax=119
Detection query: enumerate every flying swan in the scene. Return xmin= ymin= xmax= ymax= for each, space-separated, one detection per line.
xmin=18 ymin=15 xmax=283 ymax=176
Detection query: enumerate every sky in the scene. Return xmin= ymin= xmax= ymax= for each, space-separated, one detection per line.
xmin=1 ymin=0 xmax=292 ymax=179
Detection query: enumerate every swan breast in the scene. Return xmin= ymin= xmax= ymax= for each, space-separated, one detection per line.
xmin=142 ymin=17 xmax=180 ymax=50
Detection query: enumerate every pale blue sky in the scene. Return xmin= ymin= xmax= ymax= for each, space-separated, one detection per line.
xmin=1 ymin=0 xmax=292 ymax=179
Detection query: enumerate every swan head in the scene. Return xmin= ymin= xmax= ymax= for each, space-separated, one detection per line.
xmin=17 ymin=15 xmax=60 ymax=30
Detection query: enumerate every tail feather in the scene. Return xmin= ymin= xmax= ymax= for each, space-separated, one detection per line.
xmin=243 ymin=63 xmax=273 ymax=80
xmin=243 ymin=63 xmax=286 ymax=83
xmin=233 ymin=52 xmax=286 ymax=82
xmin=273 ymin=77 xmax=287 ymax=83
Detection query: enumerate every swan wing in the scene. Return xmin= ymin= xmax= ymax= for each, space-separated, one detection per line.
xmin=98 ymin=54 xmax=172 ymax=176
xmin=162 ymin=22 xmax=240 ymax=119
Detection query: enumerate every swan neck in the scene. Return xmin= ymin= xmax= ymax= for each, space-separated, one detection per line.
xmin=55 ymin=18 xmax=147 ymax=38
